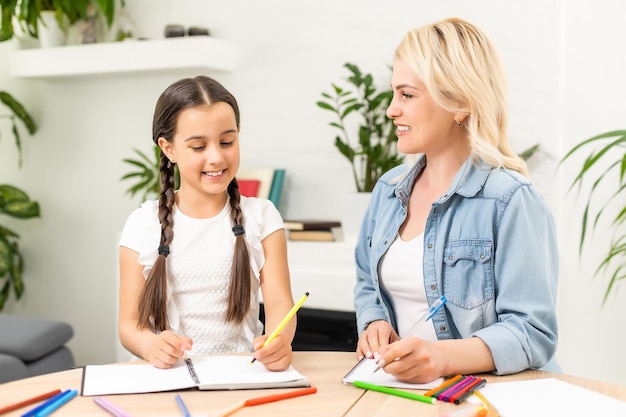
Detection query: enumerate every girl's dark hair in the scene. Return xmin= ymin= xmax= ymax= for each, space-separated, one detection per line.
xmin=138 ymin=76 xmax=251 ymax=331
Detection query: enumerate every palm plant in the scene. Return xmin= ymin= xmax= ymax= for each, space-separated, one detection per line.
xmin=121 ymin=145 xmax=180 ymax=202
xmin=560 ymin=130 xmax=626 ymax=302
xmin=0 ymin=91 xmax=39 ymax=311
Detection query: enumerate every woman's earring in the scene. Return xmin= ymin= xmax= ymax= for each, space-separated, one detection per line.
xmin=454 ymin=118 xmax=461 ymax=126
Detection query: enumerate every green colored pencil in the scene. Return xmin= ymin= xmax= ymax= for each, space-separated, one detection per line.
xmin=353 ymin=380 xmax=437 ymax=405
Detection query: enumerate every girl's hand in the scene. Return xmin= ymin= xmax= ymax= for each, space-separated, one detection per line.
xmin=252 ymin=334 xmax=293 ymax=371
xmin=145 ymin=330 xmax=193 ymax=369
xmin=374 ymin=337 xmax=443 ymax=384
xmin=357 ymin=320 xmax=399 ymax=360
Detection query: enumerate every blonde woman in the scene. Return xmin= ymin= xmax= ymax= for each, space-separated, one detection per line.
xmin=354 ymin=18 xmax=559 ymax=383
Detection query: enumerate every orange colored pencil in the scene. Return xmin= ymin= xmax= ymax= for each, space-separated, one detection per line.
xmin=425 ymin=375 xmax=464 ymax=397
xmin=216 ymin=387 xmax=318 ymax=417
xmin=0 ymin=389 xmax=62 ymax=415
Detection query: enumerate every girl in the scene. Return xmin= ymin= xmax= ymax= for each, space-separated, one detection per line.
xmin=118 ymin=76 xmax=296 ymax=371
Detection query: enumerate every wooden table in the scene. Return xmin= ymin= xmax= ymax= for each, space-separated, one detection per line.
xmin=1 ymin=351 xmax=625 ymax=416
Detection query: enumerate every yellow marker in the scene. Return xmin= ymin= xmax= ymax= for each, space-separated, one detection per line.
xmin=250 ymin=292 xmax=309 ymax=364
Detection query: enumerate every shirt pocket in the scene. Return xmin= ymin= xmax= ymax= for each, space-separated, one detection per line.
xmin=442 ymin=240 xmax=493 ymax=309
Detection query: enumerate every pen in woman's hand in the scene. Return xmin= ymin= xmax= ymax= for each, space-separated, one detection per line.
xmin=373 ymin=295 xmax=447 ymax=373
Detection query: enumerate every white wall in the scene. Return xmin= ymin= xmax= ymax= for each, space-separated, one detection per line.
xmin=1 ymin=0 xmax=625 ymax=385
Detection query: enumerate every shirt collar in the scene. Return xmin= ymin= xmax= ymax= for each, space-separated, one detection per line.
xmin=392 ymin=154 xmax=492 ymax=205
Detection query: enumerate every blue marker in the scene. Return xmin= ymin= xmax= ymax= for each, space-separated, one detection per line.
xmin=175 ymin=394 xmax=191 ymax=417
xmin=33 ymin=389 xmax=78 ymax=417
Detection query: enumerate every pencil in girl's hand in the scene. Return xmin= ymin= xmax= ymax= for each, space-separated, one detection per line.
xmin=250 ymin=292 xmax=309 ymax=365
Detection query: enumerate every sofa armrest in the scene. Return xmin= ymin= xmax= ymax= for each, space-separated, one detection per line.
xmin=0 ymin=315 xmax=73 ymax=362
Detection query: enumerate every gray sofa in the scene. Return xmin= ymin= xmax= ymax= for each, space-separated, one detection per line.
xmin=0 ymin=314 xmax=75 ymax=383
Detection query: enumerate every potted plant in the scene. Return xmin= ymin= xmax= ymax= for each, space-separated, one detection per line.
xmin=560 ymin=130 xmax=626 ymax=303
xmin=317 ymin=62 xmax=403 ymax=193
xmin=0 ymin=91 xmax=39 ymax=311
xmin=121 ymin=145 xmax=180 ymax=203
xmin=0 ymin=0 xmax=122 ymax=43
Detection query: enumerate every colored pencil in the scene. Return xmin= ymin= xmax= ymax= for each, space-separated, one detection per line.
xmin=33 ymin=389 xmax=78 ymax=417
xmin=0 ymin=389 xmax=61 ymax=415
xmin=175 ymin=394 xmax=191 ymax=417
xmin=425 ymin=374 xmax=464 ymax=397
xmin=438 ymin=375 xmax=475 ymax=402
xmin=216 ymin=386 xmax=318 ymax=417
xmin=20 ymin=390 xmax=70 ymax=417
xmin=353 ymin=380 xmax=437 ymax=405
xmin=93 ymin=397 xmax=134 ymax=417
xmin=250 ymin=292 xmax=309 ymax=364
xmin=452 ymin=378 xmax=487 ymax=404
xmin=474 ymin=390 xmax=501 ymax=417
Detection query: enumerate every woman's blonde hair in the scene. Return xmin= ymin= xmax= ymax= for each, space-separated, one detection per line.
xmin=395 ymin=17 xmax=528 ymax=176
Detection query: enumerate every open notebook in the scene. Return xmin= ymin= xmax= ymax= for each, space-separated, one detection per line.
xmin=81 ymin=356 xmax=309 ymax=396
xmin=342 ymin=358 xmax=444 ymax=390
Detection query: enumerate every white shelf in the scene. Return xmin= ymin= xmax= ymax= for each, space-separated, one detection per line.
xmin=9 ymin=36 xmax=241 ymax=79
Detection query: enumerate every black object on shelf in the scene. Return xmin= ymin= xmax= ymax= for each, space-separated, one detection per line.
xmin=164 ymin=24 xmax=185 ymax=38
xmin=188 ymin=26 xmax=210 ymax=36
xmin=259 ymin=304 xmax=357 ymax=352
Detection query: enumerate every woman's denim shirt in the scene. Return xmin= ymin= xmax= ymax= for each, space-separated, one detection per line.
xmin=353 ymin=155 xmax=559 ymax=375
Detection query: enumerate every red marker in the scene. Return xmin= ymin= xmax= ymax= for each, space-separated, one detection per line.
xmin=0 ymin=389 xmax=62 ymax=414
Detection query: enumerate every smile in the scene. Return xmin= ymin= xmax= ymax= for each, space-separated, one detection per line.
xmin=396 ymin=125 xmax=411 ymax=132
xmin=204 ymin=169 xmax=225 ymax=177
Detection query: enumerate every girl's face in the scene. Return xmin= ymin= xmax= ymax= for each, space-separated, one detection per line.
xmin=387 ymin=58 xmax=463 ymax=157
xmin=160 ymin=102 xmax=240 ymax=203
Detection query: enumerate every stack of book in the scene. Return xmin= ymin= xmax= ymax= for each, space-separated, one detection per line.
xmin=284 ymin=219 xmax=342 ymax=242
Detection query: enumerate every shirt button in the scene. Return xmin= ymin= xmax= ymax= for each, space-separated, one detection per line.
xmin=430 ymin=284 xmax=437 ymax=290
xmin=428 ymin=243 xmax=433 ymax=249
xmin=480 ymin=254 xmax=485 ymax=259
xmin=440 ymin=325 xmax=447 ymax=331
xmin=448 ymin=255 xmax=453 ymax=260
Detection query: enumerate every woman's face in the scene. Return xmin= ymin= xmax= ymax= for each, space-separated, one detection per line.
xmin=387 ymin=58 xmax=462 ymax=157
xmin=160 ymin=102 xmax=240 ymax=201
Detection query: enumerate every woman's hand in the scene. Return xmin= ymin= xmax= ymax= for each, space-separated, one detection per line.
xmin=374 ymin=337 xmax=443 ymax=384
xmin=356 ymin=320 xmax=400 ymax=360
xmin=145 ymin=330 xmax=193 ymax=369
xmin=252 ymin=334 xmax=293 ymax=371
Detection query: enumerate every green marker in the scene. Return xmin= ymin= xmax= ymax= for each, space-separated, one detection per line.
xmin=353 ymin=380 xmax=437 ymax=405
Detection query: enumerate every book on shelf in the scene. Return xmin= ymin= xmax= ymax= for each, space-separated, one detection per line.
xmin=283 ymin=219 xmax=342 ymax=231
xmin=237 ymin=168 xmax=275 ymax=200
xmin=238 ymin=179 xmax=261 ymax=198
xmin=81 ymin=355 xmax=309 ymax=396
xmin=268 ymin=168 xmax=285 ymax=208
xmin=288 ymin=227 xmax=343 ymax=242
xmin=237 ymin=168 xmax=286 ymax=208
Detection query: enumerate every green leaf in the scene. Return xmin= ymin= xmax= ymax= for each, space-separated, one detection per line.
xmin=319 ymin=62 xmax=402 ymax=192
xmin=316 ymin=101 xmax=335 ymax=112
xmin=0 ymin=235 xmax=11 ymax=277
xmin=2 ymin=200 xmax=40 ymax=219
xmin=0 ymin=91 xmax=37 ymax=134
xmin=560 ymin=130 xmax=626 ymax=303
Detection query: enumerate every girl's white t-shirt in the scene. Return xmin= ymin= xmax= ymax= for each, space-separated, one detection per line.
xmin=119 ymin=196 xmax=284 ymax=356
